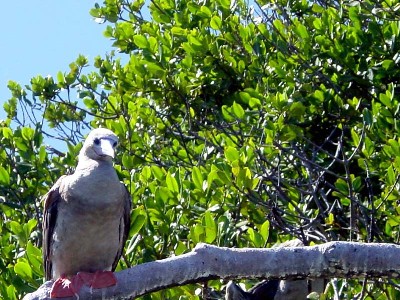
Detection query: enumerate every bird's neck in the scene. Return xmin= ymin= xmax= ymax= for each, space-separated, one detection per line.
xmin=75 ymin=157 xmax=113 ymax=173
xmin=74 ymin=158 xmax=119 ymax=185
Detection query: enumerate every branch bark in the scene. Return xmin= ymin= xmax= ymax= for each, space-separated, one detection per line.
xmin=23 ymin=241 xmax=400 ymax=300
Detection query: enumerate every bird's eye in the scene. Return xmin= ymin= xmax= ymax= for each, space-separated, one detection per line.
xmin=113 ymin=141 xmax=118 ymax=148
xmin=94 ymin=138 xmax=100 ymax=145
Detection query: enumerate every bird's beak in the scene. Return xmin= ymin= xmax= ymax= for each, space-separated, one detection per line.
xmin=99 ymin=139 xmax=115 ymax=158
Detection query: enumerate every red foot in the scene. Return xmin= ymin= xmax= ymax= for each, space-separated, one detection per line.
xmin=50 ymin=275 xmax=84 ymax=298
xmin=50 ymin=271 xmax=117 ymax=298
xmin=78 ymin=271 xmax=117 ymax=288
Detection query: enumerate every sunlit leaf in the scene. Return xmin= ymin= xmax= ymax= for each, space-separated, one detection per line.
xmin=14 ymin=261 xmax=32 ymax=279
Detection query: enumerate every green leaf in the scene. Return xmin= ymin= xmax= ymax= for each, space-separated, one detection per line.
xmin=216 ymin=0 xmax=230 ymax=10
xmin=335 ymin=178 xmax=348 ymax=195
xmin=26 ymin=241 xmax=43 ymax=277
xmin=387 ymin=214 xmax=400 ymax=226
xmin=38 ymin=145 xmax=47 ymax=164
xmin=363 ymin=108 xmax=373 ymax=126
xmin=174 ymin=241 xmax=187 ymax=255
xmin=187 ymin=35 xmax=206 ymax=51
xmin=247 ymin=228 xmax=263 ymax=247
xmin=207 ymin=165 xmax=232 ymax=187
xmin=289 ymin=102 xmax=306 ymax=119
xmin=141 ymin=166 xmax=152 ymax=181
xmin=76 ymin=54 xmax=88 ymax=66
xmin=388 ymin=139 xmax=400 ymax=156
xmin=155 ymin=186 xmax=173 ymax=204
xmin=9 ymin=221 xmax=22 ymax=237
xmin=382 ymin=59 xmax=394 ymax=70
xmin=14 ymin=261 xmax=32 ymax=279
xmin=273 ymin=19 xmax=286 ymax=35
xmin=145 ymin=62 xmax=166 ymax=77
xmin=207 ymin=170 xmax=221 ymax=186
xmin=225 ymin=146 xmax=239 ymax=163
xmin=232 ymin=101 xmax=245 ymax=119
xmin=308 ymin=292 xmax=321 ymax=300
xmin=151 ymin=7 xmax=171 ymax=23
xmin=25 ymin=219 xmax=38 ymax=236
xmin=326 ymin=213 xmax=335 ymax=225
xmin=379 ymin=93 xmax=392 ymax=108
xmin=171 ymin=26 xmax=187 ymax=36
xmin=56 ymin=71 xmax=65 ymax=85
xmin=0 ymin=166 xmax=10 ymax=185
xmin=236 ymin=167 xmax=254 ymax=189
xmin=83 ymin=97 xmax=97 ymax=109
xmin=294 ymin=22 xmax=309 ymax=39
xmin=351 ymin=129 xmax=360 ymax=146
xmin=260 ymin=220 xmax=270 ymax=242
xmin=122 ymin=153 xmax=133 ymax=170
xmin=352 ymin=176 xmax=362 ymax=192
xmin=166 ymin=172 xmax=179 ymax=194
xmin=6 ymin=285 xmax=17 ymax=300
xmin=199 ymin=6 xmax=212 ymax=18
xmin=190 ymin=224 xmax=204 ymax=243
xmin=151 ymin=165 xmax=166 ymax=181
xmin=222 ymin=105 xmax=234 ymax=121
xmin=131 ymin=214 xmax=146 ymax=235
xmin=2 ymin=126 xmax=13 ymax=138
xmin=192 ymin=166 xmax=204 ymax=190
xmin=133 ymin=35 xmax=149 ymax=48
xmin=204 ymin=211 xmax=217 ymax=243
xmin=21 ymin=127 xmax=35 ymax=141
xmin=387 ymin=165 xmax=395 ymax=185
xmin=210 ymin=16 xmax=222 ymax=30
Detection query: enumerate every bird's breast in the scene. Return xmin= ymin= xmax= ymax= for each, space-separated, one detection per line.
xmin=61 ymin=165 xmax=124 ymax=210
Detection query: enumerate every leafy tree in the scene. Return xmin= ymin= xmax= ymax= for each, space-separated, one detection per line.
xmin=1 ymin=0 xmax=400 ymax=298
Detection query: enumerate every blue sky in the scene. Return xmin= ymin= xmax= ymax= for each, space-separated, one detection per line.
xmin=0 ymin=1 xmax=113 ymax=119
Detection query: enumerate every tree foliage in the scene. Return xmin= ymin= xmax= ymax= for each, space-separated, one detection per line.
xmin=1 ymin=0 xmax=400 ymax=298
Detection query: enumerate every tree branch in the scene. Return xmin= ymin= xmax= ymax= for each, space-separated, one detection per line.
xmin=23 ymin=241 xmax=400 ymax=300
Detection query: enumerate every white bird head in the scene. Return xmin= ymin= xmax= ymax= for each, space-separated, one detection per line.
xmin=79 ymin=128 xmax=119 ymax=162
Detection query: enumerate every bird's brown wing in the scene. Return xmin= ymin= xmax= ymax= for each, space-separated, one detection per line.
xmin=112 ymin=184 xmax=132 ymax=271
xmin=42 ymin=176 xmax=65 ymax=281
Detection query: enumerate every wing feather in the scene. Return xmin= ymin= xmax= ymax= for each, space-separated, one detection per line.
xmin=112 ymin=184 xmax=132 ymax=271
xmin=42 ymin=176 xmax=65 ymax=281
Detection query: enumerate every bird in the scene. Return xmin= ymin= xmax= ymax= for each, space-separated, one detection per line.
xmin=42 ymin=128 xmax=131 ymax=298
xmin=225 ymin=280 xmax=279 ymax=300
xmin=225 ymin=240 xmax=325 ymax=300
